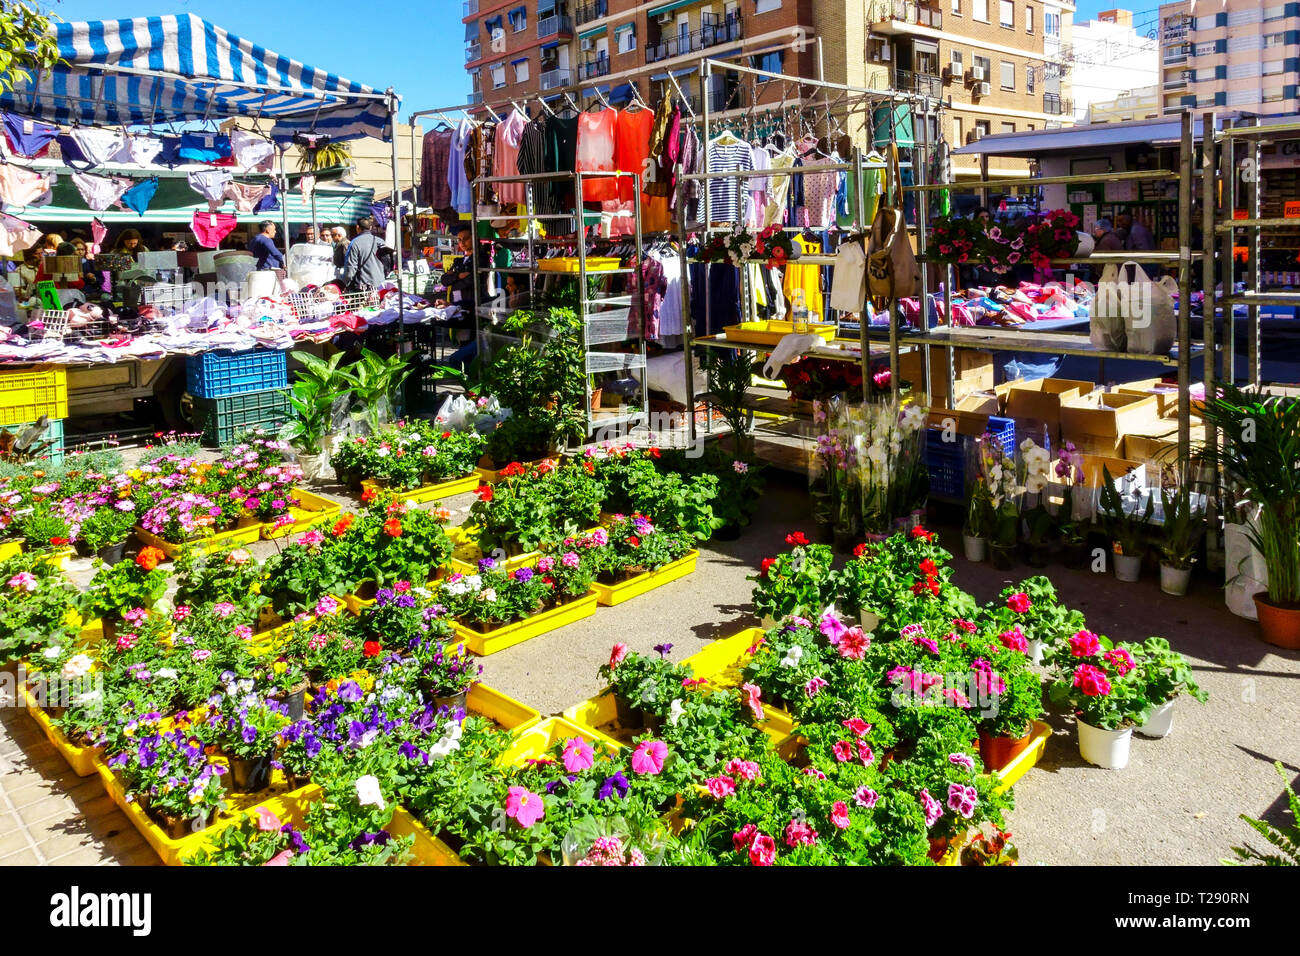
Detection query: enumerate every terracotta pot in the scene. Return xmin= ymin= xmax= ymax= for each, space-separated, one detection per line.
xmin=1252 ymin=591 xmax=1300 ymax=650
xmin=590 ymin=387 xmax=603 ymax=411
xmin=977 ymin=725 xmax=1035 ymax=773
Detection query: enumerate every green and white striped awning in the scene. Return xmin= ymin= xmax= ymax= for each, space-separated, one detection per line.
xmin=19 ymin=185 xmax=374 ymax=226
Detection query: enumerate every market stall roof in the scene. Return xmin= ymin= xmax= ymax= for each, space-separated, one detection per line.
xmin=23 ymin=183 xmax=374 ymax=226
xmin=952 ymin=116 xmax=1216 ymax=157
xmin=0 ymin=14 xmax=392 ymax=143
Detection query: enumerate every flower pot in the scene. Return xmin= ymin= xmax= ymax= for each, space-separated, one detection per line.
xmin=1061 ymin=541 xmax=1088 ymax=570
xmin=432 ymin=688 xmax=470 ymax=714
xmin=96 ymin=540 xmax=128 ymax=565
xmin=614 ymin=693 xmax=639 ymax=728
xmin=1252 ymin=591 xmax=1300 ymax=650
xmin=73 ymin=538 xmax=95 ymax=558
xmin=859 ymin=609 xmax=880 ymax=633
xmin=962 ymin=534 xmax=987 ymax=563
xmin=228 ymin=752 xmax=274 ymax=792
xmin=989 ymin=544 xmax=1016 ymax=571
xmin=1160 ymin=563 xmax=1192 ymax=596
xmin=1022 ymin=541 xmax=1048 ymax=568
xmin=160 ymin=808 xmax=212 ymax=840
xmin=1026 ymin=638 xmax=1045 ymax=666
xmin=1137 ymin=699 xmax=1175 ymax=739
xmin=589 ymin=387 xmax=603 ymax=411
xmin=977 ymin=725 xmax=1035 ymax=773
xmin=1074 ymin=231 xmax=1095 ymax=257
xmin=1076 ymin=718 xmax=1133 ymax=769
xmin=1113 ymin=553 xmax=1142 ymax=583
xmin=275 ymin=685 xmax=309 ymax=722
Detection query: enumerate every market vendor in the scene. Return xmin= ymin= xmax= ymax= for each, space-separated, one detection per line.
xmin=340 ymin=216 xmax=387 ymax=291
xmin=248 ymin=220 xmax=285 ymax=271
xmin=435 ymin=227 xmax=490 ymax=309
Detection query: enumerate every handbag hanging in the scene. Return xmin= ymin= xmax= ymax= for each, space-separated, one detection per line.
xmin=865 ymin=144 xmax=920 ymax=300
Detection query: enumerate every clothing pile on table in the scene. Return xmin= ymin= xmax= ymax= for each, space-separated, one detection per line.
xmin=0 ymin=283 xmax=450 ymax=364
xmin=892 ymin=281 xmax=1105 ymax=330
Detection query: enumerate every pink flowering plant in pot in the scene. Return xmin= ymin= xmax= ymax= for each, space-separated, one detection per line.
xmin=1044 ymin=630 xmax=1151 ymax=731
xmin=928 ymin=215 xmax=987 ymax=267
xmin=977 ymin=576 xmax=1087 ymax=658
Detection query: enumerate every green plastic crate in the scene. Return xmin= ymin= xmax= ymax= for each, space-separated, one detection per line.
xmin=1 ymin=417 xmax=64 ymax=464
xmin=191 ymin=388 xmax=290 ymax=447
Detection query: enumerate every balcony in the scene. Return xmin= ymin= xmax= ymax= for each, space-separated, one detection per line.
xmin=468 ymin=90 xmax=483 ymax=105
xmin=684 ymin=86 xmax=747 ymax=115
xmin=538 ymin=14 xmax=574 ymax=39
xmin=867 ymin=0 xmax=943 ymax=32
xmin=646 ymin=14 xmax=743 ymax=64
xmin=581 ymin=54 xmax=610 ymax=80
xmin=463 ymin=0 xmax=477 ymax=16
xmin=540 ymin=68 xmax=572 ymax=90
xmin=575 ymin=0 xmax=607 ymax=26
xmin=1043 ymin=92 xmax=1072 ymax=115
xmin=895 ymin=69 xmax=942 ymax=98
xmin=465 ymin=42 xmax=481 ymax=63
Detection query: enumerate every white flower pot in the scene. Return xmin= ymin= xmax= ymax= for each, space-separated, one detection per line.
xmin=1077 ymin=718 xmax=1133 ymax=769
xmin=1160 ymin=563 xmax=1192 ymax=596
xmin=859 ymin=609 xmax=880 ymax=632
xmin=1137 ymin=699 xmax=1175 ymax=739
xmin=962 ymin=534 xmax=987 ymax=563
xmin=1027 ymin=638 xmax=1045 ymax=666
xmin=1113 ymin=553 xmax=1142 ymax=583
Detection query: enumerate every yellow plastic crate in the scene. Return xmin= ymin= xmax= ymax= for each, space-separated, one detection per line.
xmin=499 ymin=716 xmax=610 ymax=768
xmin=721 ymin=320 xmax=837 ymax=346
xmin=260 ymin=488 xmax=342 ymax=540
xmin=681 ymin=627 xmax=796 ymax=738
xmin=560 ymin=691 xmax=632 ymax=751
xmin=0 ymin=366 xmax=68 ymax=423
xmin=992 ymin=720 xmax=1051 ymax=795
xmin=19 ymin=682 xmax=100 ymax=777
xmin=467 ymin=683 xmax=541 ymax=733
xmin=135 ymin=522 xmax=262 ymax=559
xmin=0 ymin=539 xmax=20 ymax=561
xmin=360 ymin=471 xmax=481 ymax=505
xmin=387 ymin=805 xmax=468 ymax=865
xmin=452 ymin=590 xmax=598 ymax=656
xmin=591 ymin=551 xmax=698 ymax=607
xmin=537 ymin=256 xmax=622 ymax=273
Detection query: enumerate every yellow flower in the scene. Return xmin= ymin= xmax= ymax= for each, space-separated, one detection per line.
xmin=272 ymin=661 xmax=287 ymax=675
xmin=250 ymin=582 xmax=262 ymax=595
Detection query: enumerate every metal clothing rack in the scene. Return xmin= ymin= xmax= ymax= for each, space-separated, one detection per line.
xmin=891 ymin=109 xmax=1203 ymax=465
xmin=676 ymin=57 xmax=942 ymax=444
xmin=467 ymin=168 xmax=648 ymax=440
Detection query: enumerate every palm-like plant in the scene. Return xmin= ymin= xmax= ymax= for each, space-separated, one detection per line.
xmin=340 ymin=348 xmax=413 ymax=436
xmin=1226 ymin=762 xmax=1300 ymax=866
xmin=296 ymin=140 xmax=354 ymax=173
xmin=1200 ymin=384 xmax=1300 ymax=607
xmin=1158 ymin=466 xmax=1206 ymax=570
xmin=278 ymin=351 xmax=352 ymax=456
xmin=696 ymin=348 xmax=759 ymax=459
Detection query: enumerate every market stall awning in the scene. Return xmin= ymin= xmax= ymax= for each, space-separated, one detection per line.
xmin=952 ymin=115 xmax=1211 ymax=156
xmin=21 ymin=184 xmax=375 ymax=225
xmin=0 ymin=14 xmax=393 ymax=143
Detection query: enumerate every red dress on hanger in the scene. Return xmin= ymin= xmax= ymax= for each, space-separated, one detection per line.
xmin=614 ymin=107 xmax=655 ymax=203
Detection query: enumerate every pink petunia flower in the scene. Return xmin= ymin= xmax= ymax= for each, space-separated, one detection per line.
xmin=505 ymin=786 xmax=545 ymax=828
xmin=630 ymin=739 xmax=667 ymax=775
xmin=562 ymin=737 xmax=594 ymax=772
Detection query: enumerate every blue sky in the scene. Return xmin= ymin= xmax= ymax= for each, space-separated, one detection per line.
xmin=45 ymin=0 xmax=469 ymax=123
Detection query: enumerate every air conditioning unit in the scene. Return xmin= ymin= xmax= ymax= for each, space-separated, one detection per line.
xmin=580 ymin=36 xmax=594 ymax=50
xmin=977 ymin=81 xmax=991 ymax=97
xmin=658 ymin=12 xmax=674 ymax=24
xmin=967 ymin=65 xmax=985 ymax=84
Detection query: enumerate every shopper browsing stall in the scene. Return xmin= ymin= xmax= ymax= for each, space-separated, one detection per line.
xmin=248 ymin=221 xmax=284 ymax=271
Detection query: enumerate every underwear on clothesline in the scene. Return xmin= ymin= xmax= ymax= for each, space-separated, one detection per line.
xmin=0 ymin=164 xmax=51 ymax=208
xmin=71 ymin=171 xmax=132 ymax=211
xmin=187 ymin=169 xmax=232 ymax=203
xmin=2 ymin=113 xmax=58 ymax=159
xmin=222 ymin=181 xmax=272 ymax=213
xmin=178 ymin=132 xmax=233 ymax=165
xmin=255 ymin=181 xmax=280 ymax=213
xmin=119 ymin=178 xmax=159 ymax=216
xmin=115 ymin=135 xmax=164 ymax=167
xmin=0 ymin=213 xmax=41 ymax=258
xmin=230 ymin=129 xmax=275 ymax=170
xmin=190 ymin=210 xmax=238 ymax=249
xmin=69 ymin=128 xmax=127 ymax=167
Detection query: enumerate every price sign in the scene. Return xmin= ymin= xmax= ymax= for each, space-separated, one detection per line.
xmin=1284 ymin=201 xmax=1300 ymax=219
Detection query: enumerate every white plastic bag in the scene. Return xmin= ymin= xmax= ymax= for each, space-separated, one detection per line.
xmin=1224 ymin=512 xmax=1268 ymax=620
xmin=1088 ymin=262 xmax=1128 ymax=351
xmin=1125 ymin=262 xmax=1176 ymax=355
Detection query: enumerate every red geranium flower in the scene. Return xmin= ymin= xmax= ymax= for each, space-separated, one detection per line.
xmin=919 ymin=558 xmax=938 ymax=576
xmin=49 ymin=537 xmax=70 ymax=546
xmin=853 ymin=543 xmax=867 ymax=558
xmin=475 ymin=484 xmax=494 ymax=502
xmin=627 ymin=535 xmax=641 ymax=548
xmin=910 ymin=526 xmax=934 ymax=541
xmin=500 ymin=462 xmax=526 ymax=478
xmin=363 ymin=641 xmax=382 ymax=658
xmin=331 ymin=514 xmax=354 ymax=536
xmin=760 ymin=557 xmax=777 ymax=578
xmin=647 ymin=447 xmax=661 ymax=459
xmin=441 ymin=432 xmax=452 ymax=439
xmin=383 ymin=518 xmax=403 ymax=537
xmin=360 ymin=487 xmax=377 ymax=504
xmin=785 ymin=532 xmax=809 ymax=547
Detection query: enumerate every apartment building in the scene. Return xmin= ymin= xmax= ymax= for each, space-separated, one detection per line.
xmin=1159 ymin=1 xmax=1300 ymax=117
xmin=1070 ymin=9 xmax=1158 ymax=122
xmin=855 ymin=0 xmax=1075 ymax=178
xmin=462 ymin=0 xmax=821 ymax=118
xmin=1087 ymin=84 xmax=1161 ymax=123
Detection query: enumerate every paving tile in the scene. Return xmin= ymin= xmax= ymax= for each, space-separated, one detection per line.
xmin=0 ymin=848 xmax=42 ymax=866
xmin=0 ymin=825 xmax=36 ymax=858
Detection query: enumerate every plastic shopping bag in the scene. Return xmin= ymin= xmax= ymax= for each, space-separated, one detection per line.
xmin=1125 ymin=263 xmax=1176 ymax=355
xmin=1088 ymin=262 xmax=1128 ymax=351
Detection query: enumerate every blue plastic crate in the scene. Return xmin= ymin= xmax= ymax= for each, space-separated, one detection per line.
xmin=1 ymin=417 xmax=64 ymax=465
xmin=186 ymin=349 xmax=287 ymax=399
xmin=925 ymin=415 xmax=1015 ymax=500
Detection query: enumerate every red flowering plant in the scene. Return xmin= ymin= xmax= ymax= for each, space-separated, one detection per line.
xmin=836 ymin=527 xmax=977 ymax=638
xmin=1043 ymin=629 xmax=1150 ymax=730
xmin=336 ymin=493 xmax=454 ymax=590
xmin=976 ymin=576 xmax=1087 ymax=659
xmin=1020 ymin=208 xmax=1081 ymax=271
xmin=778 ymin=358 xmax=864 ymax=403
xmin=469 ymin=458 xmax=605 ymax=556
xmin=582 ymin=515 xmax=695 ymax=583
xmin=927 ymin=215 xmax=987 ymax=267
xmin=694 ymin=224 xmax=796 ymax=266
xmin=748 ymin=532 xmax=838 ymax=623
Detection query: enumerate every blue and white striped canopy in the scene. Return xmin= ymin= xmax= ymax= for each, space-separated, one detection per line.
xmin=0 ymin=14 xmax=393 ymax=142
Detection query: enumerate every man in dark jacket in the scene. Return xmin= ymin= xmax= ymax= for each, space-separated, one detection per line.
xmin=340 ymin=217 xmax=386 ymax=290
xmin=248 ymin=221 xmax=284 ymax=271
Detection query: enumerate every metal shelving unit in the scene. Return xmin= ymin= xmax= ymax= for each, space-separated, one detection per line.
xmin=468 ymin=167 xmax=648 ymax=441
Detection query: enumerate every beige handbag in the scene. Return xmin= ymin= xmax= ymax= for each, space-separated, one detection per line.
xmin=866 ymin=144 xmax=920 ymax=300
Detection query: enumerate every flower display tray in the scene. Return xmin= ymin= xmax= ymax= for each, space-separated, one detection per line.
xmin=448 ymin=527 xmax=539 ymax=575
xmin=20 ymin=682 xmax=100 ymax=777
xmin=134 ymin=523 xmax=261 ymax=559
xmin=721 ymin=320 xmax=837 ymax=346
xmin=451 ymin=590 xmax=598 ymax=656
xmin=359 ymin=472 xmax=481 ymax=505
xmin=0 ymin=539 xmax=21 ymax=561
xmin=991 ymin=720 xmax=1051 ymax=795
xmin=466 ymin=683 xmax=541 ymax=734
xmin=498 ymin=716 xmax=610 ymax=768
xmin=260 ymin=488 xmax=341 ymax=540
xmin=680 ymin=628 xmax=797 ymax=739
xmin=591 ymin=552 xmax=699 ymax=607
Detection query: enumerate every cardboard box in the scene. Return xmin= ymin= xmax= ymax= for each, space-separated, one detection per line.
xmin=900 ymin=349 xmax=995 ymax=405
xmin=1078 ymin=454 xmax=1145 ymax=491
xmin=996 ymin=377 xmax=1096 ymax=443
xmin=1123 ymin=424 xmax=1207 ymax=472
xmin=1115 ymin=377 xmax=1191 ymax=418
xmin=1059 ymin=392 xmax=1159 ymax=457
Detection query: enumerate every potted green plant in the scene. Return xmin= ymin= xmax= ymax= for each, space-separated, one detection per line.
xmin=962 ymin=472 xmax=991 ymax=562
xmin=1201 ymin=384 xmax=1300 ymax=649
xmin=340 ymin=348 xmax=414 ymax=437
xmin=696 ymin=347 xmax=760 ymax=461
xmin=79 ymin=547 xmax=169 ymax=640
xmin=279 ymin=350 xmax=352 ymax=482
xmin=1226 ymin=762 xmax=1300 ymax=865
xmin=76 ymin=504 xmax=137 ymax=564
xmin=1099 ymin=467 xmax=1152 ymax=583
xmin=1131 ymin=637 xmax=1207 ymax=738
xmin=1157 ymin=473 xmax=1205 ymax=596
xmin=1044 ymin=630 xmax=1151 ymax=769
xmin=749 ymin=532 xmax=838 ymax=627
